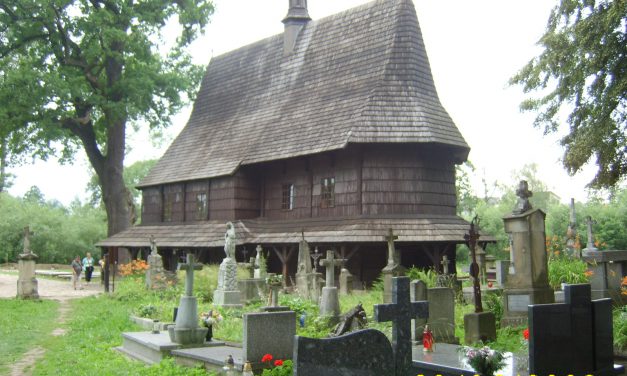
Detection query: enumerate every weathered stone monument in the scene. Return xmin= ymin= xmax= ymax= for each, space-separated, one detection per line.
xmin=463 ymin=216 xmax=496 ymax=343
xmin=295 ymin=232 xmax=317 ymax=300
xmin=382 ymin=228 xmax=405 ymax=303
xmin=339 ymin=265 xmax=353 ymax=296
xmin=565 ymin=198 xmax=580 ymax=258
xmin=238 ymin=256 xmax=265 ymax=304
xmin=17 ymin=226 xmax=39 ymax=299
xmin=501 ymin=180 xmax=554 ymax=327
xmin=213 ymin=222 xmax=242 ymax=307
xmin=319 ymin=250 xmax=344 ymax=317
xmin=146 ymin=235 xmax=166 ymax=290
xmin=168 ymin=253 xmax=207 ymax=345
xmin=253 ymin=245 xmax=267 ymax=279
xmin=583 ymin=215 xmax=599 ymax=255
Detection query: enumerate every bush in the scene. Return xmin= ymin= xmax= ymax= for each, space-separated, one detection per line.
xmin=484 ymin=291 xmax=503 ymax=327
xmin=406 ymin=267 xmax=437 ymax=287
xmin=547 ymin=256 xmax=592 ymax=290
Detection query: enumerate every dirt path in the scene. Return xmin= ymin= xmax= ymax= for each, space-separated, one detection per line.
xmin=0 ymin=272 xmax=102 ymax=376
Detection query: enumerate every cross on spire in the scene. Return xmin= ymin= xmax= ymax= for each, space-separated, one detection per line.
xmin=319 ymin=250 xmax=345 ymax=287
xmin=178 ymin=253 xmax=203 ymax=296
xmin=374 ymin=277 xmax=429 ymax=375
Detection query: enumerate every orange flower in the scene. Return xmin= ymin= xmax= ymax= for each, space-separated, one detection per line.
xmin=584 ymin=270 xmax=594 ymax=278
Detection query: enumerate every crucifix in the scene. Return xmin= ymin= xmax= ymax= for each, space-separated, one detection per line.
xmin=385 ymin=228 xmax=400 ymax=267
xmin=464 ymin=216 xmax=483 ymax=313
xmin=440 ymin=255 xmax=450 ymax=275
xmin=584 ymin=216 xmax=598 ymax=251
xmin=374 ymin=277 xmax=429 ymax=375
xmin=319 ymin=250 xmax=345 ymax=288
xmin=311 ymin=247 xmax=322 ymax=273
xmin=178 ymin=253 xmax=203 ymax=297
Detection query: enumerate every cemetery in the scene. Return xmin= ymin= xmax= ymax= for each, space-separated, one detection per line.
xmin=1 ymin=0 xmax=626 ymax=375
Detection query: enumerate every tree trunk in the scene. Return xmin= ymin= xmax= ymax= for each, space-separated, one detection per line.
xmin=0 ymin=138 xmax=6 ymax=193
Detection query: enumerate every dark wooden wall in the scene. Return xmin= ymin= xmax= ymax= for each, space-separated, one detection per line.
xmin=141 ymin=144 xmax=458 ymax=224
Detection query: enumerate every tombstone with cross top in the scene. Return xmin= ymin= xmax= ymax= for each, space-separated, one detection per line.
xmin=318 ymin=250 xmax=345 ymax=317
xmin=168 ymin=253 xmax=207 ymax=345
xmin=382 ymin=228 xmax=405 ymax=303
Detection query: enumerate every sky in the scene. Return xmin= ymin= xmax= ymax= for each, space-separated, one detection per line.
xmin=8 ymin=0 xmax=600 ymax=205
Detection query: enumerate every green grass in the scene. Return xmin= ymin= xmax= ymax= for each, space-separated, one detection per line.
xmin=0 ymin=299 xmax=59 ymax=374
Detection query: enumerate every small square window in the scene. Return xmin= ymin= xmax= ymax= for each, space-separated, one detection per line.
xmin=282 ymin=183 xmax=295 ymax=210
xmin=320 ymin=177 xmax=335 ymax=208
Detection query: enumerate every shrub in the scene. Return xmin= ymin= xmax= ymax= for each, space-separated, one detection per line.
xmin=547 ymin=256 xmax=592 ymax=290
xmin=406 ymin=267 xmax=437 ymax=287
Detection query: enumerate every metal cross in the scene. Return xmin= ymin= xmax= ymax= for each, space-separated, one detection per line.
xmin=319 ymin=250 xmax=345 ymax=288
xmin=177 ymin=253 xmax=203 ymax=296
xmin=464 ymin=216 xmax=483 ymax=313
xmin=374 ymin=277 xmax=429 ymax=375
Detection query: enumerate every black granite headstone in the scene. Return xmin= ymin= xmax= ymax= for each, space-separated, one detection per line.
xmin=293 ymin=329 xmax=394 ymax=376
xmin=529 ymin=283 xmax=620 ymax=375
xmin=374 ymin=277 xmax=429 ymax=376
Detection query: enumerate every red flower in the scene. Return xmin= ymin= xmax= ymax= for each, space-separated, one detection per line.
xmin=261 ymin=354 xmax=273 ymax=363
xmin=523 ymin=328 xmax=529 ymax=340
xmin=274 ymin=359 xmax=284 ymax=367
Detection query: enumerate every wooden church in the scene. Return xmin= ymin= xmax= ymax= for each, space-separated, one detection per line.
xmin=98 ymin=0 xmax=483 ymax=284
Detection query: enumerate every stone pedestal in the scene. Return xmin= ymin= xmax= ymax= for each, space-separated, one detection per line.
xmin=213 ymin=257 xmax=242 ymax=308
xmin=238 ymin=278 xmax=265 ymax=304
xmin=17 ymin=253 xmax=39 ymax=299
xmin=501 ymin=209 xmax=554 ymax=327
xmin=464 ymin=311 xmax=496 ymax=345
xmin=319 ymin=286 xmax=340 ymax=317
xmin=583 ymin=249 xmax=627 ymax=303
xmin=146 ymin=253 xmax=166 ymax=290
xmin=339 ymin=268 xmax=353 ymax=295
xmin=168 ymin=296 xmax=207 ymax=345
xmin=382 ymin=265 xmax=404 ymax=304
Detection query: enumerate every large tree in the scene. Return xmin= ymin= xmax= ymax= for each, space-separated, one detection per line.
xmin=510 ymin=0 xmax=626 ymax=189
xmin=0 ymin=0 xmax=213 ymax=235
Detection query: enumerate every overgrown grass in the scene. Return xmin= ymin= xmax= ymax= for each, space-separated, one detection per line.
xmin=0 ymin=299 xmax=59 ymax=374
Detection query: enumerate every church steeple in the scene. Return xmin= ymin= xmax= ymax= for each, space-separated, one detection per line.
xmin=282 ymin=0 xmax=311 ymax=55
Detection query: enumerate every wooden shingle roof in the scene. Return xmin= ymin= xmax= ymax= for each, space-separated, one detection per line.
xmin=139 ymin=0 xmax=469 ymax=188
xmin=96 ymin=215 xmax=494 ymax=248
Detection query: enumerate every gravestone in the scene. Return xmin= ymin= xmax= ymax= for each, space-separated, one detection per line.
xmin=295 ymin=233 xmax=317 ymax=300
xmin=243 ymin=311 xmax=295 ymax=367
xmin=319 ymin=250 xmax=344 ymax=317
xmin=213 ymin=222 xmax=242 ymax=307
xmin=168 ymin=253 xmax=208 ymax=345
xmin=382 ymin=229 xmax=405 ymax=303
xmin=238 ymin=256 xmax=265 ymax=304
xmin=495 ymin=260 xmax=509 ymax=287
xmin=253 ymin=245 xmax=267 ymax=279
xmin=374 ymin=277 xmax=429 ymax=376
xmin=583 ymin=249 xmax=627 ymax=302
xmin=16 ymin=226 xmax=39 ymax=299
xmin=501 ymin=181 xmax=554 ymax=327
xmin=339 ymin=267 xmax=353 ymax=296
xmin=410 ymin=280 xmax=427 ymax=344
xmin=146 ymin=235 xmax=166 ymax=290
xmin=425 ymin=287 xmax=458 ymax=344
xmin=293 ymin=329 xmax=394 ymax=376
xmin=583 ymin=215 xmax=599 ymax=255
xmin=529 ymin=284 xmax=623 ymax=375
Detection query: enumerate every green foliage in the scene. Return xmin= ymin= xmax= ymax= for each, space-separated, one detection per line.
xmin=547 ymin=256 xmax=591 ymax=290
xmin=614 ymin=306 xmax=627 ymax=351
xmin=510 ymin=0 xmax=627 ymax=189
xmin=406 ymin=267 xmax=437 ymax=288
xmin=0 ymin=299 xmax=59 ymax=374
xmin=261 ymin=359 xmax=293 ymax=376
xmin=0 ymin=0 xmax=214 ymax=234
xmin=456 ymin=161 xmax=480 ymax=217
xmin=483 ymin=291 xmax=504 ymax=328
xmin=0 ymin=192 xmax=106 ymax=264
xmin=136 ymin=304 xmax=158 ymax=318
xmin=87 ymin=159 xmax=158 ymax=208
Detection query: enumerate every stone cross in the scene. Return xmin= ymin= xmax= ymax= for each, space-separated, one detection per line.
xmin=584 ymin=216 xmax=598 ymax=251
xmin=319 ymin=250 xmax=345 ymax=288
xmin=440 ymin=255 xmax=450 ymax=275
xmin=23 ymin=226 xmax=32 ymax=254
xmin=177 ymin=253 xmax=203 ymax=296
xmin=149 ymin=235 xmax=158 ymax=255
xmin=464 ymin=216 xmax=483 ymax=313
xmin=513 ymin=180 xmax=533 ymax=214
xmin=310 ymin=247 xmax=322 ymax=273
xmin=374 ymin=277 xmax=429 ymax=376
xmin=243 ymin=257 xmax=255 ymax=279
xmin=385 ymin=228 xmax=399 ymax=266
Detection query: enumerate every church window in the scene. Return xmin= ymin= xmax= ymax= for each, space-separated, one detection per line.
xmin=320 ymin=177 xmax=335 ymax=208
xmin=163 ymin=193 xmax=173 ymax=222
xmin=196 ymin=192 xmax=208 ymax=220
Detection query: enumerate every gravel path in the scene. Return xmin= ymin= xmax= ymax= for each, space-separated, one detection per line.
xmin=0 ymin=272 xmax=103 ymax=376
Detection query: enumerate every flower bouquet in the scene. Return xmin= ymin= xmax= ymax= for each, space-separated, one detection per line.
xmin=462 ymin=346 xmax=506 ymax=376
xmin=200 ymin=310 xmax=223 ymax=327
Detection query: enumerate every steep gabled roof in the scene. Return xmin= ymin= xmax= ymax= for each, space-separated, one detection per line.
xmin=139 ymin=0 xmax=468 ymax=188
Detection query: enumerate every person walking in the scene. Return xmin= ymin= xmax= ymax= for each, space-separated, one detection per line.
xmin=71 ymin=256 xmax=83 ymax=290
xmin=82 ymin=252 xmax=95 ymax=284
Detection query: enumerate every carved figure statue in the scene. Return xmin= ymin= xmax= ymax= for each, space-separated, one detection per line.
xmin=224 ymin=222 xmax=236 ymax=259
xmin=149 ymin=235 xmax=158 ymax=255
xmin=330 ymin=303 xmax=367 ymax=337
xmin=513 ymin=180 xmax=533 ymax=214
